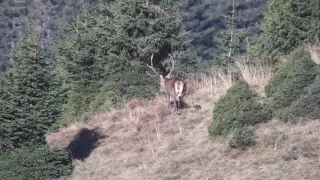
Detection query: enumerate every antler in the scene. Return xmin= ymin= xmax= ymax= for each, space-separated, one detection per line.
xmin=147 ymin=54 xmax=160 ymax=77
xmin=167 ymin=53 xmax=176 ymax=78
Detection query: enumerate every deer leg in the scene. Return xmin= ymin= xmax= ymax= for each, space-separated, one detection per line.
xmin=175 ymin=96 xmax=181 ymax=115
xmin=166 ymin=93 xmax=171 ymax=107
xmin=168 ymin=95 xmax=175 ymax=109
xmin=169 ymin=95 xmax=176 ymax=113
xmin=173 ymin=99 xmax=178 ymax=114
xmin=176 ymin=101 xmax=181 ymax=115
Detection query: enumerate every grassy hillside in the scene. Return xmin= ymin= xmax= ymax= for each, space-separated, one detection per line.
xmin=1 ymin=0 xmax=319 ymax=179
xmin=46 ymin=51 xmax=320 ymax=179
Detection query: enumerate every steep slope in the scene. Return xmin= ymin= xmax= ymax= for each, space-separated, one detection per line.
xmin=47 ymin=64 xmax=320 ymax=180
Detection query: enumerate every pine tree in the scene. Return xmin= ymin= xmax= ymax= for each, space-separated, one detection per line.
xmin=57 ymin=0 xmax=196 ymax=122
xmin=56 ymin=3 xmax=108 ymax=121
xmin=217 ymin=0 xmax=247 ymax=66
xmin=0 ymin=0 xmax=12 ymax=73
xmin=253 ymin=0 xmax=320 ymax=62
xmin=0 ymin=25 xmax=66 ymax=150
xmin=89 ymin=0 xmax=195 ymax=76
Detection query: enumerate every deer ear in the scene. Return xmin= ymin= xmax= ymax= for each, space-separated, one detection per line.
xmin=160 ymin=75 xmax=164 ymax=80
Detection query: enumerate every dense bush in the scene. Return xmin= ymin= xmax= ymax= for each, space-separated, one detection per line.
xmin=77 ymin=69 xmax=160 ymax=121
xmin=209 ymin=80 xmax=271 ymax=136
xmin=0 ymin=145 xmax=73 ymax=180
xmin=229 ymin=127 xmax=256 ymax=150
xmin=92 ymin=68 xmax=159 ymax=110
xmin=278 ymin=75 xmax=320 ymax=123
xmin=265 ymin=60 xmax=294 ymax=98
xmin=267 ymin=49 xmax=317 ymax=111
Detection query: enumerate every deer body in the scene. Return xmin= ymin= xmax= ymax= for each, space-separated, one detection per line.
xmin=147 ymin=54 xmax=187 ymax=115
xmin=161 ymin=76 xmax=186 ymax=114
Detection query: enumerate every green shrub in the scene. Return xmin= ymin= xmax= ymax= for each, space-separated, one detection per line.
xmin=229 ymin=127 xmax=256 ymax=150
xmin=209 ymin=80 xmax=271 ymax=136
xmin=278 ymin=75 xmax=320 ymax=123
xmin=267 ymin=49 xmax=317 ymax=111
xmin=90 ymin=69 xmax=158 ymax=111
xmin=0 ymin=145 xmax=73 ymax=180
xmin=265 ymin=60 xmax=294 ymax=98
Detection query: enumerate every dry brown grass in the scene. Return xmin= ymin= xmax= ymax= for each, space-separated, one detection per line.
xmin=306 ymin=41 xmax=320 ymax=64
xmin=186 ymin=79 xmax=199 ymax=95
xmin=235 ymin=57 xmax=273 ymax=96
xmin=125 ymin=98 xmax=146 ymax=110
xmin=46 ymin=123 xmax=93 ymax=149
xmin=47 ymin=64 xmax=320 ymax=180
xmin=197 ymin=67 xmax=235 ymax=100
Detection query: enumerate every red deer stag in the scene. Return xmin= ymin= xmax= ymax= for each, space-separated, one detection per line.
xmin=147 ymin=53 xmax=187 ymax=115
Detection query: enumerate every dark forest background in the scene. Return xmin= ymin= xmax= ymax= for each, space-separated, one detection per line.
xmin=0 ymin=0 xmax=267 ymax=73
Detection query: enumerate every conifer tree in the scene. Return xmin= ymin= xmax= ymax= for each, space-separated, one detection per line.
xmin=0 ymin=25 xmax=66 ymax=150
xmin=253 ymin=0 xmax=320 ymax=61
xmin=217 ymin=0 xmax=247 ymax=66
xmin=57 ymin=0 xmax=196 ymax=122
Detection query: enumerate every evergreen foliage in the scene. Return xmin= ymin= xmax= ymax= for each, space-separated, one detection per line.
xmin=0 ymin=145 xmax=73 ymax=180
xmin=209 ymin=80 xmax=271 ymax=136
xmin=0 ymin=0 xmax=101 ymax=75
xmin=0 ymin=26 xmax=66 ymax=150
xmin=0 ymin=0 xmax=269 ymax=75
xmin=56 ymin=15 xmax=105 ymax=120
xmin=253 ymin=0 xmax=320 ymax=61
xmin=91 ymin=69 xmax=158 ymax=111
xmin=216 ymin=0 xmax=248 ymax=65
xmin=265 ymin=60 xmax=294 ymax=98
xmin=0 ymin=26 xmax=72 ymax=179
xmin=0 ymin=0 xmax=11 ymax=73
xmin=57 ymin=0 xmax=194 ymax=122
xmin=267 ymin=49 xmax=317 ymax=111
xmin=278 ymin=75 xmax=320 ymax=123
xmin=229 ymin=126 xmax=256 ymax=150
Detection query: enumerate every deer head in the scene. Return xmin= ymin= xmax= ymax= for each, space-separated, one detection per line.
xmin=146 ymin=53 xmax=176 ymax=79
xmin=147 ymin=53 xmax=177 ymax=93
